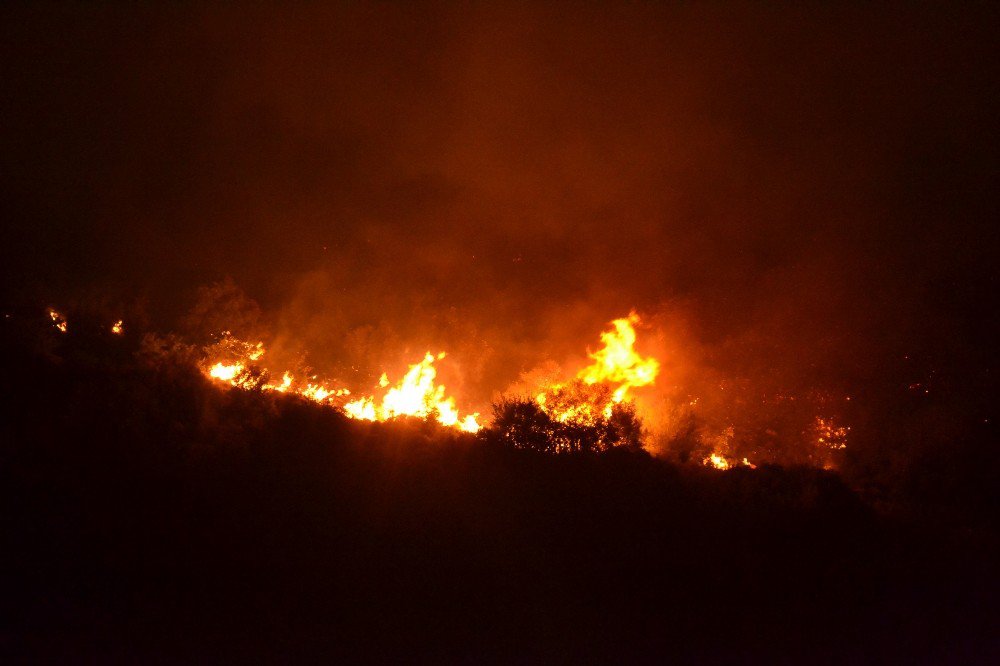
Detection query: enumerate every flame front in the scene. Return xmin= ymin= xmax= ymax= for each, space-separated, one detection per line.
xmin=201 ymin=333 xmax=479 ymax=433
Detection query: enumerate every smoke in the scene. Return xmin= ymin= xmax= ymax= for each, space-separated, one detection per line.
xmin=1 ymin=4 xmax=996 ymax=466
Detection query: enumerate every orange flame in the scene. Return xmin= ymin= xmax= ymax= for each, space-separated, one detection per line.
xmin=201 ymin=333 xmax=479 ymax=433
xmin=344 ymin=353 xmax=481 ymax=432
xmin=209 ymin=362 xmax=244 ymax=382
xmin=48 ymin=309 xmax=67 ymax=333
xmin=536 ymin=313 xmax=659 ymax=425
xmin=704 ymin=453 xmax=730 ymax=470
xmin=576 ymin=312 xmax=660 ymax=403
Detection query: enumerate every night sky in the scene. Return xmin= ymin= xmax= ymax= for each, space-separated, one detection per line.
xmin=1 ymin=3 xmax=997 ymax=404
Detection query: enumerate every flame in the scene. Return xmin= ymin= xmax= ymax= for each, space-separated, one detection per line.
xmin=262 ymin=372 xmax=293 ymax=393
xmin=343 ymin=396 xmax=377 ymax=421
xmin=200 ymin=315 xmax=661 ymax=440
xmin=535 ymin=313 xmax=659 ymax=426
xmin=576 ymin=312 xmax=660 ymax=403
xmin=704 ymin=453 xmax=730 ymax=470
xmin=111 ymin=320 xmax=124 ymax=335
xmin=344 ymin=352 xmax=481 ymax=432
xmin=209 ymin=362 xmax=244 ymax=382
xmin=702 ymin=453 xmax=755 ymax=470
xmin=48 ymin=309 xmax=67 ymax=333
xmin=201 ymin=333 xmax=479 ymax=432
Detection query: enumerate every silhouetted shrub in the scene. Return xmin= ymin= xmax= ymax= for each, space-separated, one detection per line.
xmin=485 ymin=392 xmax=643 ymax=453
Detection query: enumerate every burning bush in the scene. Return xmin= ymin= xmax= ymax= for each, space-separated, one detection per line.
xmin=486 ymin=387 xmax=643 ymax=453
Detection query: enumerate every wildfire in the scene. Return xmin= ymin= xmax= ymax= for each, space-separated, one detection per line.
xmin=111 ymin=320 xmax=124 ymax=335
xmin=535 ymin=313 xmax=660 ymax=426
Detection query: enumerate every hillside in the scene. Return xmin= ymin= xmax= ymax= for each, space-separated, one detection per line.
xmin=2 ymin=325 xmax=996 ymax=663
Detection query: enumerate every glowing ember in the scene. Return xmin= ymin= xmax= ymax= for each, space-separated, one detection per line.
xmin=814 ymin=416 xmax=849 ymax=450
xmin=111 ymin=320 xmax=124 ymax=335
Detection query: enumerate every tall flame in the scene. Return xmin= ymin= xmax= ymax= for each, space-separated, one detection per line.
xmin=576 ymin=312 xmax=660 ymax=403
xmin=536 ymin=313 xmax=660 ymax=425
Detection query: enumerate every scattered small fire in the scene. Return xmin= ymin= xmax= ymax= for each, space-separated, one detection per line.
xmin=814 ymin=416 xmax=849 ymax=450
xmin=111 ymin=320 xmax=124 ymax=335
xmin=702 ymin=453 xmax=756 ymax=470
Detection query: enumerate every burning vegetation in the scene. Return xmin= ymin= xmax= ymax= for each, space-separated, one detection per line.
xmin=196 ymin=311 xmax=664 ymax=445
xmin=84 ymin=291 xmax=854 ymax=473
xmin=23 ymin=298 xmax=857 ymax=470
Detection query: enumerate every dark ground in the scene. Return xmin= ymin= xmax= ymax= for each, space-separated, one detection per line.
xmin=1 ymin=319 xmax=998 ymax=665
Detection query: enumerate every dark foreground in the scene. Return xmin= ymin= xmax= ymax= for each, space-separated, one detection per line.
xmin=1 ymin=339 xmax=998 ymax=664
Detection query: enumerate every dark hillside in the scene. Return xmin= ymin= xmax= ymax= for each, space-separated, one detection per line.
xmin=1 ymin=325 xmax=997 ymax=664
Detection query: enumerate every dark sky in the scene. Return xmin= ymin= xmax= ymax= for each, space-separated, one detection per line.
xmin=1 ymin=3 xmax=997 ymax=406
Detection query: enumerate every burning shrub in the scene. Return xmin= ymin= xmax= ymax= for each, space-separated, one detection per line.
xmin=486 ymin=391 xmax=643 ymax=454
